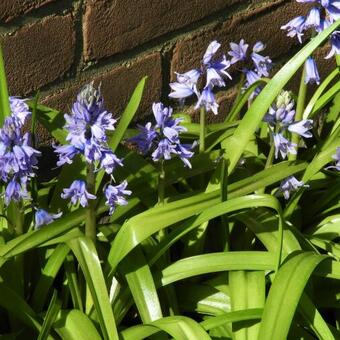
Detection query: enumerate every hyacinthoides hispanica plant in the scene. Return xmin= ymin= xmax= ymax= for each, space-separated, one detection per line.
xmin=0 ymin=2 xmax=339 ymax=340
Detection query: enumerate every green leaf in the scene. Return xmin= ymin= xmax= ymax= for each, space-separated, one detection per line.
xmin=258 ymin=252 xmax=328 ymax=340
xmin=121 ymin=316 xmax=212 ymax=340
xmin=121 ymin=247 xmax=163 ymax=323
xmin=38 ymin=290 xmax=61 ymax=340
xmin=67 ymin=236 xmax=119 ymax=340
xmin=0 ymin=45 xmax=10 ymax=125
xmin=54 ymin=309 xmax=102 ymax=340
xmin=160 ymin=252 xmax=275 ymax=286
xmin=31 ymin=244 xmax=69 ymax=311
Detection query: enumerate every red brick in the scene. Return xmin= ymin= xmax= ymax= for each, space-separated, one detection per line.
xmin=0 ymin=0 xmax=56 ymax=23
xmin=171 ymin=1 xmax=308 ymax=77
xmin=42 ymin=52 xmax=162 ymax=119
xmin=1 ymin=15 xmax=75 ymax=96
xmin=83 ymin=0 xmax=243 ymax=61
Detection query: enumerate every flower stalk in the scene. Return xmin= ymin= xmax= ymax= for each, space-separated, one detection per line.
xmin=199 ymin=106 xmax=206 ymax=153
xmin=85 ymin=163 xmax=97 ymax=243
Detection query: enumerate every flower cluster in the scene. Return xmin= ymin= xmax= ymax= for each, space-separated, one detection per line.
xmin=264 ymin=91 xmax=313 ymax=159
xmin=228 ymin=39 xmax=272 ymax=99
xmin=169 ymin=40 xmax=231 ymax=115
xmin=281 ymin=0 xmax=340 ymax=59
xmin=0 ymin=98 xmax=40 ymax=205
xmin=55 ymin=83 xmax=122 ymax=174
xmin=55 ymin=83 xmax=131 ymax=214
xmin=130 ymin=102 xmax=195 ymax=167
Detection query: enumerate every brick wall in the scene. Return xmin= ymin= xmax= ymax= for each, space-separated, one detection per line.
xmin=0 ymin=0 xmax=335 ymax=128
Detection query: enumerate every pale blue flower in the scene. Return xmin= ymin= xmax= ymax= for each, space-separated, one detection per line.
xmin=279 ymin=176 xmax=307 ymax=199
xmin=288 ymin=119 xmax=313 ymax=137
xmin=61 ymin=180 xmax=96 ymax=207
xmin=104 ymin=180 xmax=131 ymax=215
xmin=273 ymin=133 xmax=297 ymax=159
xmin=35 ymin=209 xmax=62 ymax=228
xmin=305 ymin=57 xmax=320 ymax=85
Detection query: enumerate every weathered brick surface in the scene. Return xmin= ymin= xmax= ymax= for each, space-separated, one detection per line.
xmin=171 ymin=1 xmax=308 ymax=77
xmin=2 ymin=15 xmax=75 ymax=96
xmin=83 ymin=0 xmax=242 ymax=61
xmin=0 ymin=0 xmax=55 ymax=22
xmin=42 ymin=52 xmax=162 ymax=119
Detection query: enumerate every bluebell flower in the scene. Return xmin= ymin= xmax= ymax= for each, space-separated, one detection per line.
xmin=0 ymin=99 xmax=41 ymax=206
xmin=195 ymin=86 xmax=219 ymax=115
xmin=243 ymin=69 xmax=262 ymax=100
xmin=35 ymin=209 xmax=62 ymax=229
xmin=273 ymin=133 xmax=297 ymax=159
xmin=327 ymin=147 xmax=340 ymax=170
xmin=169 ymin=40 xmax=231 ymax=115
xmin=130 ymin=102 xmax=195 ymax=167
xmin=99 ymin=149 xmax=124 ymax=174
xmin=264 ymin=91 xmax=296 ymax=126
xmin=104 ymin=180 xmax=131 ymax=215
xmin=281 ymin=16 xmax=306 ymax=43
xmin=250 ymin=43 xmax=272 ymax=77
xmin=129 ymin=122 xmax=157 ymax=154
xmin=326 ymin=31 xmax=340 ymax=59
xmin=304 ymin=7 xmax=321 ymax=30
xmin=228 ymin=39 xmax=249 ymax=64
xmin=61 ymin=180 xmax=96 ymax=207
xmin=283 ymin=1 xmax=340 ymax=58
xmin=288 ymin=119 xmax=314 ymax=137
xmin=305 ymin=57 xmax=320 ymax=85
xmin=279 ymin=176 xmax=307 ymax=200
xmin=54 ymin=83 xmax=121 ymax=171
xmin=4 ymin=177 xmax=29 ymax=206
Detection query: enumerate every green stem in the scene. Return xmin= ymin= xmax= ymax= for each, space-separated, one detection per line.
xmin=258 ymin=134 xmax=275 ymax=194
xmin=158 ymin=161 xmax=165 ymax=205
xmin=289 ymin=67 xmax=307 ymax=161
xmin=220 ymin=157 xmax=230 ymax=251
xmin=85 ymin=163 xmax=96 ymax=243
xmin=199 ymin=106 xmax=206 ymax=153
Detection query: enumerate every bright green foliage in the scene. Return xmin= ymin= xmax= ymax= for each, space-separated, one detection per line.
xmin=0 ymin=17 xmax=339 ymax=340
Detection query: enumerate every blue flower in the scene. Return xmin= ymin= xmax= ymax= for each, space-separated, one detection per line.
xmin=304 ymin=7 xmax=321 ymax=30
xmin=130 ymin=102 xmax=195 ymax=167
xmin=0 ymin=99 xmax=41 ymax=205
xmin=264 ymin=91 xmax=296 ymax=126
xmin=326 ymin=31 xmax=340 ymax=59
xmin=279 ymin=176 xmax=307 ymax=200
xmin=228 ymin=39 xmax=249 ymax=64
xmin=35 ymin=209 xmax=62 ymax=229
xmin=61 ymin=180 xmax=96 ymax=207
xmin=304 ymin=57 xmax=320 ymax=85
xmin=273 ymin=133 xmax=297 ymax=159
xmin=288 ymin=119 xmax=313 ymax=138
xmin=4 ymin=177 xmax=29 ymax=206
xmin=169 ymin=40 xmax=231 ymax=115
xmin=327 ymin=147 xmax=340 ymax=170
xmin=281 ymin=16 xmax=306 ymax=43
xmin=195 ymin=86 xmax=219 ymax=115
xmin=99 ymin=149 xmax=123 ymax=174
xmin=104 ymin=181 xmax=132 ymax=215
xmin=54 ymin=83 xmax=121 ymax=171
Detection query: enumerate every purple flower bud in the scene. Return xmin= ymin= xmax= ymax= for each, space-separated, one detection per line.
xmin=288 ymin=119 xmax=313 ymax=138
xmin=195 ymin=86 xmax=219 ymax=115
xmin=228 ymin=39 xmax=249 ymax=64
xmin=61 ymin=180 xmax=96 ymax=207
xmin=104 ymin=180 xmax=132 ymax=215
xmin=273 ymin=133 xmax=297 ymax=159
xmin=253 ymin=41 xmax=266 ymax=53
xmin=305 ymin=57 xmax=320 ymax=85
xmin=279 ymin=176 xmax=307 ymax=200
xmin=35 ymin=209 xmax=62 ymax=229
